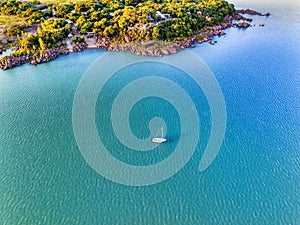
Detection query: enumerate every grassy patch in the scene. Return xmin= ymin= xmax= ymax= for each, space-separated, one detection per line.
xmin=36 ymin=0 xmax=88 ymax=3
xmin=0 ymin=15 xmax=24 ymax=39
xmin=0 ymin=15 xmax=24 ymax=27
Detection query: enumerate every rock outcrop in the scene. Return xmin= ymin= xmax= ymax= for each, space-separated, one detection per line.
xmin=236 ymin=9 xmax=270 ymax=17
xmin=235 ymin=22 xmax=251 ymax=28
xmin=72 ymin=42 xmax=88 ymax=52
xmin=0 ymin=46 xmax=69 ymax=70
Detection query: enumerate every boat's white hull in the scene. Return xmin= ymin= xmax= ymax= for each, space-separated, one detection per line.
xmin=152 ymin=137 xmax=167 ymax=143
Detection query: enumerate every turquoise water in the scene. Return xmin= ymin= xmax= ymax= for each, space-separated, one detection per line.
xmin=0 ymin=0 xmax=299 ymax=224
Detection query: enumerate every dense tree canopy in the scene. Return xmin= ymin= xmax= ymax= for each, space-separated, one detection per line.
xmin=1 ymin=0 xmax=235 ymax=57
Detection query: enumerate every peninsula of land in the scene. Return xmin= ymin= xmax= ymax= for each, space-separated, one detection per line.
xmin=0 ymin=0 xmax=269 ymax=70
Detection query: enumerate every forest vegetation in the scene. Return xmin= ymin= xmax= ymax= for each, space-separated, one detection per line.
xmin=0 ymin=0 xmax=235 ymax=58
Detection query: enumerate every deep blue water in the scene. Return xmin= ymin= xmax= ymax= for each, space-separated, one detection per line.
xmin=0 ymin=0 xmax=299 ymax=224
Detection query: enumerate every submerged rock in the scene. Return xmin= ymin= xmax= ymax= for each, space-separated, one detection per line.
xmin=236 ymin=22 xmax=251 ymax=28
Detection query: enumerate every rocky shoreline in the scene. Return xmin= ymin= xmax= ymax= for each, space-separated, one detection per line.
xmin=95 ymin=9 xmax=269 ymax=57
xmin=0 ymin=41 xmax=88 ymax=70
xmin=94 ymin=18 xmax=233 ymax=57
xmin=0 ymin=9 xmax=269 ymax=70
xmin=0 ymin=46 xmax=69 ymax=70
xmin=236 ymin=9 xmax=270 ymax=17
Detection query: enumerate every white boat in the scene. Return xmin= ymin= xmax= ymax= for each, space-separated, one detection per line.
xmin=152 ymin=127 xmax=167 ymax=143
